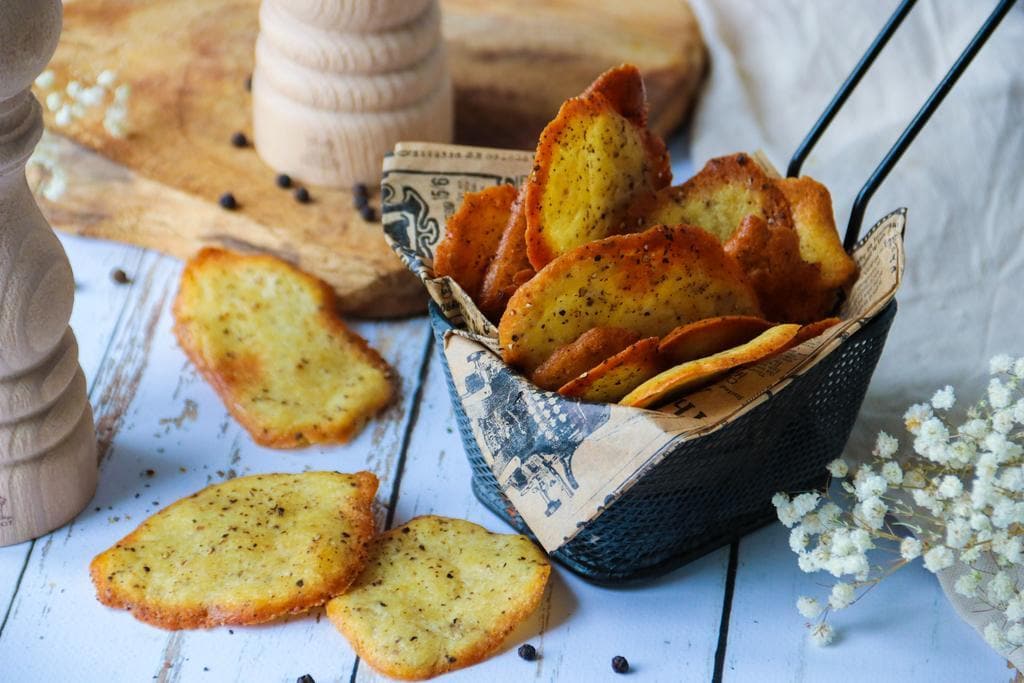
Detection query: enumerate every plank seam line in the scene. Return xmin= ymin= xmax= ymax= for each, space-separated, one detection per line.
xmin=712 ymin=541 xmax=740 ymax=683
xmin=85 ymin=247 xmax=150 ymax=402
xmin=382 ymin=330 xmax=435 ymax=532
xmin=349 ymin=328 xmax=434 ymax=683
xmin=0 ymin=539 xmax=36 ymax=639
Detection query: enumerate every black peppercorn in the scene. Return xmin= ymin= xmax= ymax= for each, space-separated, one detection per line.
xmin=294 ymin=187 xmax=311 ymax=204
xmin=296 ymin=675 xmax=315 ymax=683
xmin=352 ymin=183 xmax=369 ymax=208
xmin=230 ymin=132 xmax=248 ymax=148
xmin=276 ymin=173 xmax=292 ymax=189
xmin=219 ymin=192 xmax=238 ymax=210
xmin=360 ymin=205 xmax=377 ymax=222
xmin=611 ymin=655 xmax=629 ymax=674
xmin=517 ymin=644 xmax=537 ymax=661
xmin=111 ymin=268 xmax=130 ymax=285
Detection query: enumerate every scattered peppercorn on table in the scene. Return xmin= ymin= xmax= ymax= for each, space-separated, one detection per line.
xmin=0 ymin=152 xmax=1006 ymax=682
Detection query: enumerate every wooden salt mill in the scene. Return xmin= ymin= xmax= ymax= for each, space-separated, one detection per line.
xmin=0 ymin=0 xmax=98 ymax=546
xmin=253 ymin=0 xmax=453 ymax=186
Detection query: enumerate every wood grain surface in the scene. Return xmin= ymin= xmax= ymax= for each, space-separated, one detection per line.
xmin=34 ymin=0 xmax=423 ymax=318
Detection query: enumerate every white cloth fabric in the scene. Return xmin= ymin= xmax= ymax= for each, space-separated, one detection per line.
xmin=688 ymin=0 xmax=1024 ymax=668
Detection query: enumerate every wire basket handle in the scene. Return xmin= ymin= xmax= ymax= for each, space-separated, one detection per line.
xmin=786 ymin=0 xmax=1017 ymax=251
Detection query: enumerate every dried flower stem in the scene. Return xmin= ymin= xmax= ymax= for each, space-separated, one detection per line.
xmin=776 ymin=357 xmax=1024 ymax=651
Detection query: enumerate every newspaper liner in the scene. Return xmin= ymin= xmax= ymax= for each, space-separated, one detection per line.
xmin=383 ymin=142 xmax=905 ymax=551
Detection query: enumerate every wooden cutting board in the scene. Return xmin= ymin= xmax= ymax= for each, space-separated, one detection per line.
xmin=32 ymin=0 xmax=705 ymax=318
xmin=444 ymin=0 xmax=707 ymax=149
xmin=33 ymin=0 xmax=424 ymax=318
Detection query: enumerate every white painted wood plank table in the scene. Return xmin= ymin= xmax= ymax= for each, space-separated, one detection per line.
xmin=0 ymin=145 xmax=1010 ymax=682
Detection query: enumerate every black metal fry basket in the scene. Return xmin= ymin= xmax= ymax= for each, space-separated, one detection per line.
xmin=426 ymin=0 xmax=1014 ymax=583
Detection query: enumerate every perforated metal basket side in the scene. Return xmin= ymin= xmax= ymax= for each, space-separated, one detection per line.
xmin=430 ymin=300 xmax=897 ymax=583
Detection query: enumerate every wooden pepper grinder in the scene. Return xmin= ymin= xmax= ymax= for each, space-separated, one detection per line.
xmin=0 ymin=0 xmax=98 ymax=546
xmin=253 ymin=0 xmax=453 ymax=186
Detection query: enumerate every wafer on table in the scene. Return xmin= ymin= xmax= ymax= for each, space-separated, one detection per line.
xmin=90 ymin=471 xmax=378 ymax=630
xmin=327 ymin=516 xmax=550 ymax=680
xmin=173 ymin=248 xmax=394 ymax=448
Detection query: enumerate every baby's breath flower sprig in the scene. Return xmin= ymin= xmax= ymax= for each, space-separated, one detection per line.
xmin=28 ymin=68 xmax=133 ymax=202
xmin=775 ymin=356 xmax=1024 ymax=651
xmin=33 ymin=67 xmax=132 ymax=140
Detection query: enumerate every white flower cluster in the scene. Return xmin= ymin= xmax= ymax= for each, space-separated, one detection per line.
xmin=775 ymin=356 xmax=1024 ymax=650
xmin=34 ymin=68 xmax=131 ymax=138
xmin=27 ymin=138 xmax=65 ymax=202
